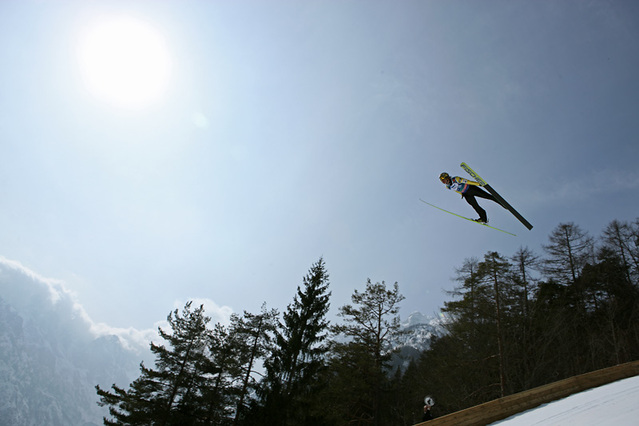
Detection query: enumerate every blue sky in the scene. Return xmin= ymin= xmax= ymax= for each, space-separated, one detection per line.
xmin=1 ymin=0 xmax=639 ymax=333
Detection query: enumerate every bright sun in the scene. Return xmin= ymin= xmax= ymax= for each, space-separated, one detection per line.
xmin=78 ymin=16 xmax=171 ymax=109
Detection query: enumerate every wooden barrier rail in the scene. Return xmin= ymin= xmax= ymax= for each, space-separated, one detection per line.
xmin=415 ymin=360 xmax=639 ymax=426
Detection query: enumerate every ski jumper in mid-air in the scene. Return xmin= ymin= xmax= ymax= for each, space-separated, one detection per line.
xmin=439 ymin=172 xmax=502 ymax=223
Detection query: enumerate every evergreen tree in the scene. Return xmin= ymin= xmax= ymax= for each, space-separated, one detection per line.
xmin=476 ymin=252 xmax=512 ymax=397
xmin=541 ymin=223 xmax=596 ymax=374
xmin=441 ymin=254 xmax=511 ymax=403
xmin=509 ymin=246 xmax=540 ymax=390
xmin=510 ymin=246 xmax=540 ymax=319
xmin=232 ymin=305 xmax=278 ymax=425
xmin=97 ymin=302 xmax=211 ymax=425
xmin=259 ymin=258 xmax=331 ymax=426
xmin=388 ymin=357 xmax=427 ymax=425
xmin=199 ymin=305 xmax=278 ymax=425
xmin=320 ymin=339 xmax=379 ymax=425
xmin=200 ymin=322 xmax=238 ymax=425
xmin=579 ymin=246 xmax=639 ymax=365
xmin=331 ymin=280 xmax=404 ymax=426
xmin=410 ymin=332 xmax=479 ymax=415
xmin=447 ymin=257 xmax=481 ymax=321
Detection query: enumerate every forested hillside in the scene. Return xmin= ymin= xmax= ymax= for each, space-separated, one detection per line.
xmin=0 ymin=259 xmax=146 ymax=426
xmin=97 ymin=219 xmax=639 ymax=425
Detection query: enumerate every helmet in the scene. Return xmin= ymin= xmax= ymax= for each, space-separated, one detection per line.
xmin=424 ymin=396 xmax=435 ymax=406
xmin=439 ymin=172 xmax=450 ymax=182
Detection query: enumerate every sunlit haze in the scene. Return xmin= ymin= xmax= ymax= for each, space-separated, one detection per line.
xmin=77 ymin=16 xmax=171 ymax=109
xmin=1 ymin=0 xmax=639 ymax=339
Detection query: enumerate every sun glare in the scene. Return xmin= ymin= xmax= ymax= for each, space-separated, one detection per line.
xmin=78 ymin=16 xmax=171 ymax=109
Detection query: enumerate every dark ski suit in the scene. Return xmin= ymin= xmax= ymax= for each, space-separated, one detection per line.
xmin=445 ymin=176 xmax=500 ymax=222
xmin=422 ymin=405 xmax=433 ymax=421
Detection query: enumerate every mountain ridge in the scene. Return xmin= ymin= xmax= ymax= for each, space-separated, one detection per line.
xmin=0 ymin=258 xmax=147 ymax=426
xmin=0 ymin=257 xmax=444 ymax=425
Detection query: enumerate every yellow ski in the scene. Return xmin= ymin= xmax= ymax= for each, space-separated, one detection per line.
xmin=460 ymin=162 xmax=533 ymax=230
xmin=420 ymin=199 xmax=517 ymax=236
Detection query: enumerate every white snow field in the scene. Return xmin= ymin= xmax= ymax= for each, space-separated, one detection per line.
xmin=491 ymin=374 xmax=639 ymax=425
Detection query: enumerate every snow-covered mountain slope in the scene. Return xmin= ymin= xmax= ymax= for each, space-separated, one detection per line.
xmin=397 ymin=311 xmax=448 ymax=352
xmin=389 ymin=311 xmax=449 ymax=372
xmin=0 ymin=258 xmax=149 ymax=426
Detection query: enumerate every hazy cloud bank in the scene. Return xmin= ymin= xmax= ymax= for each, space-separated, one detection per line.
xmin=0 ymin=256 xmax=233 ymax=353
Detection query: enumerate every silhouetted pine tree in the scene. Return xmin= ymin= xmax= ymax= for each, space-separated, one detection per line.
xmin=97 ymin=302 xmax=211 ymax=425
xmin=232 ymin=305 xmax=278 ymax=425
xmin=330 ymin=280 xmax=404 ymax=426
xmin=200 ymin=322 xmax=240 ymax=425
xmin=441 ymin=256 xmax=505 ymax=406
xmin=257 ymin=258 xmax=331 ymax=426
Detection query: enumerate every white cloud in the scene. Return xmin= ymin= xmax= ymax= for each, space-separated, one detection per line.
xmin=0 ymin=256 xmax=233 ymax=355
xmin=171 ymin=297 xmax=234 ymax=326
xmin=0 ymin=256 xmax=152 ymax=352
xmin=0 ymin=256 xmax=66 ymax=304
xmin=89 ymin=322 xmax=158 ymax=353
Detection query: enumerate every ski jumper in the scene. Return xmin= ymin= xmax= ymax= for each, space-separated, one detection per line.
xmin=446 ymin=176 xmax=499 ymax=222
